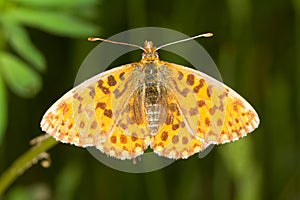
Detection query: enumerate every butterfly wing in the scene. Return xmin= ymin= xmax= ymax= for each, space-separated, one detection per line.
xmin=150 ymin=90 xmax=205 ymax=159
xmin=96 ymin=70 xmax=152 ymax=159
xmin=150 ymin=61 xmax=259 ymax=159
xmin=163 ymin=61 xmax=259 ymax=143
xmin=41 ymin=63 xmax=152 ymax=159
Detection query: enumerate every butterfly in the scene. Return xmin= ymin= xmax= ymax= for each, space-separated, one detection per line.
xmin=40 ymin=33 xmax=259 ymax=160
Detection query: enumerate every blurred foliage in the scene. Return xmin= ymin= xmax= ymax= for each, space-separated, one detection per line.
xmin=0 ymin=0 xmax=299 ymax=199
xmin=0 ymin=0 xmax=99 ymax=143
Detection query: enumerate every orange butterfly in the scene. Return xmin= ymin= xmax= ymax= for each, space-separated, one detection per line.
xmin=41 ymin=33 xmax=259 ymax=160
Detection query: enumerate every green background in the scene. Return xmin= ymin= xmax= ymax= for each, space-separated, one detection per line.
xmin=0 ymin=0 xmax=299 ymax=199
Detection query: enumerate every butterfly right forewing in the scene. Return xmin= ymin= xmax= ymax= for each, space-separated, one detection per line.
xmin=161 ymin=61 xmax=259 ymax=145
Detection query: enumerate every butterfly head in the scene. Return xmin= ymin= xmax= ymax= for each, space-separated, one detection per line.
xmin=142 ymin=41 xmax=159 ymax=62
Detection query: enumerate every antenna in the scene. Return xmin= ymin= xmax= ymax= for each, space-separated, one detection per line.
xmin=88 ymin=37 xmax=145 ymax=51
xmin=156 ymin=33 xmax=213 ymax=50
xmin=88 ymin=32 xmax=213 ymax=52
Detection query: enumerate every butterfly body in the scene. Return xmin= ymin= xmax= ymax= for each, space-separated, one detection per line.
xmin=41 ymin=39 xmax=259 ymax=160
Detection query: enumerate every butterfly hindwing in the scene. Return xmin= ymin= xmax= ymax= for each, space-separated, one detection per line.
xmin=95 ymin=67 xmax=151 ymax=159
xmin=150 ymin=91 xmax=205 ymax=159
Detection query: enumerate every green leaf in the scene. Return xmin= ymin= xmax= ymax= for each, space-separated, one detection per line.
xmin=8 ymin=8 xmax=99 ymax=37
xmin=0 ymin=52 xmax=42 ymax=98
xmin=12 ymin=0 xmax=99 ymax=7
xmin=0 ymin=75 xmax=7 ymax=144
xmin=4 ymin=22 xmax=46 ymax=72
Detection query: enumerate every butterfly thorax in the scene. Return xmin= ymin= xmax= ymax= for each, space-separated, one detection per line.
xmin=131 ymin=59 xmax=168 ymax=135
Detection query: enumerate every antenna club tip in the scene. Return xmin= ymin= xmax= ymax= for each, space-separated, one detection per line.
xmin=88 ymin=37 xmax=95 ymax=41
xmin=205 ymin=33 xmax=214 ymax=37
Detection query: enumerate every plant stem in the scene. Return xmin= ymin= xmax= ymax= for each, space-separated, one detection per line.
xmin=0 ymin=136 xmax=58 ymax=195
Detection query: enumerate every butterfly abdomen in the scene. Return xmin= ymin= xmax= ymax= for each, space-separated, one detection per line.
xmin=144 ymin=83 xmax=168 ymax=134
xmin=139 ymin=63 xmax=164 ymax=134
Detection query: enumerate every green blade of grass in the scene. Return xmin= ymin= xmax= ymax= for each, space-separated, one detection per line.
xmin=0 ymin=75 xmax=7 ymax=144
xmin=0 ymin=137 xmax=58 ymax=195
